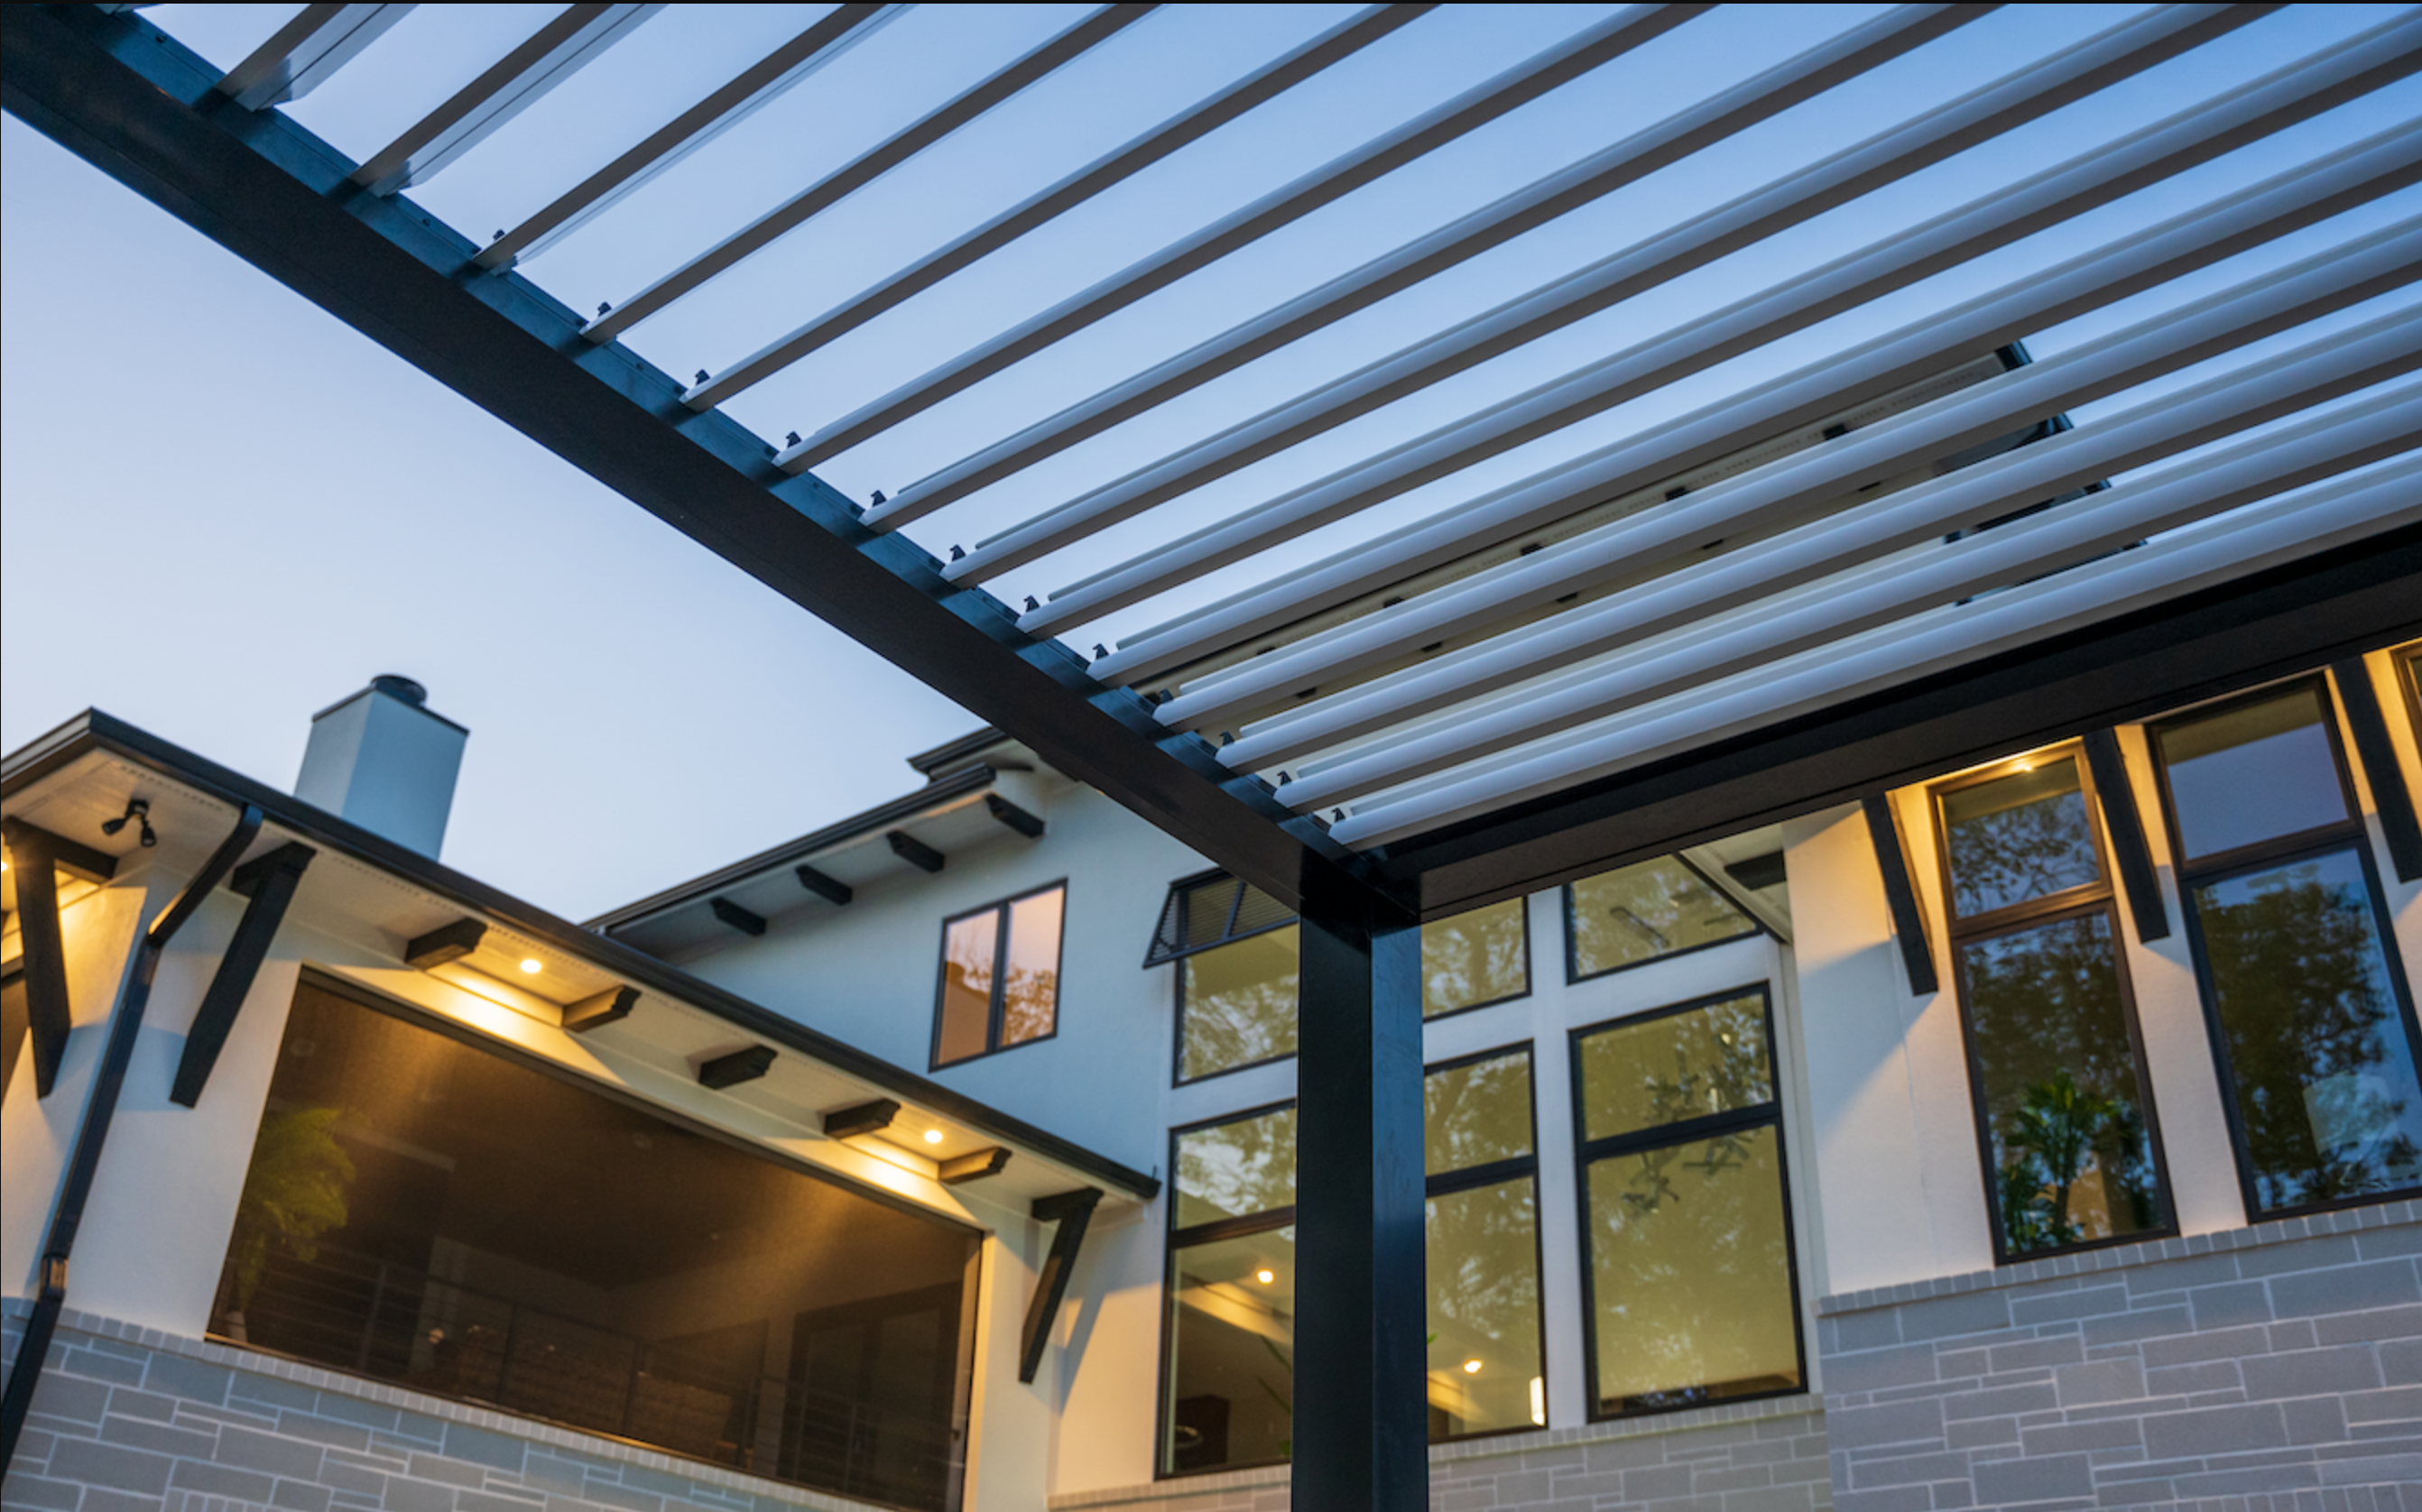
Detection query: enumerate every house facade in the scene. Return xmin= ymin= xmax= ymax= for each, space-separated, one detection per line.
xmin=5 ymin=641 xmax=2420 ymax=1512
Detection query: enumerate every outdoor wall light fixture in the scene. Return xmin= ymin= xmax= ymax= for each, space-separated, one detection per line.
xmin=99 ymin=797 xmax=156 ymax=847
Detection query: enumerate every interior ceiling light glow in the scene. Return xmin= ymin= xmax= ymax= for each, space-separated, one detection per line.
xmin=519 ymin=958 xmax=543 ymax=973
xmin=1255 ymin=1268 xmax=1275 ymax=1284
xmin=1463 ymin=1359 xmax=1483 ymax=1374
xmin=923 ymin=1128 xmax=944 ymax=1144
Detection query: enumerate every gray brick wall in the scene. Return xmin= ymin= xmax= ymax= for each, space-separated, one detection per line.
xmin=1815 ymin=1199 xmax=2422 ymax=1511
xmin=1046 ymin=1397 xmax=1835 ymax=1512
xmin=0 ymin=1302 xmax=874 ymax=1512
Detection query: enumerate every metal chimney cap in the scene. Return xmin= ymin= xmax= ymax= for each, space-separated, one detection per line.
xmin=370 ymin=674 xmax=428 ymax=706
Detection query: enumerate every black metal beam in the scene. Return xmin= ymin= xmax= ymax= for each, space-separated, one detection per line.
xmin=1292 ymin=883 xmax=1425 ymax=1512
xmin=1019 ymin=1186 xmax=1101 ymax=1384
xmin=698 ymin=1044 xmax=774 ymax=1089
xmin=2080 ymin=728 xmax=2170 ymax=942
xmin=938 ymin=1146 xmax=1012 ymax=1185
xmin=0 ymin=4 xmax=1389 ymax=924
xmin=0 ymin=803 xmax=260 ymax=1474
xmin=985 ymin=793 xmax=1046 ymax=839
xmin=709 ymin=897 xmax=767 ymax=936
xmin=821 ymin=1098 xmax=899 ymax=1139
xmin=170 ymin=840 xmax=312 ymax=1107
xmin=0 ymin=819 xmax=85 ymax=1097
xmin=1862 ymin=795 xmax=1939 ymax=998
xmin=1385 ymin=530 xmax=2422 ymax=917
xmin=887 ymin=830 xmax=946 ymax=873
xmin=562 ymin=983 xmax=638 ymax=1033
xmin=793 ymin=862 xmax=852 ymax=906
xmin=402 ymin=917 xmax=485 ymax=968
xmin=2334 ymin=657 xmax=2422 ymax=882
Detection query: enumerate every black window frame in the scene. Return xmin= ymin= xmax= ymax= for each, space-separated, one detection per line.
xmin=928 ymin=878 xmax=1067 ymax=1071
xmin=1419 ymin=1040 xmax=1548 ymax=1444
xmin=2397 ymin=641 xmax=2422 ymax=753
xmin=1419 ymin=898 xmax=1536 ymax=1025
xmin=2148 ymin=676 xmax=2422 ymax=1223
xmin=1927 ymin=746 xmax=2179 ymax=1266
xmin=1560 ymin=853 xmax=1770 ymax=988
xmin=0 ymin=960 xmax=23 ymax=1109
xmin=1158 ymin=1096 xmax=1299 ymax=1480
xmin=1567 ymin=984 xmax=1808 ymax=1424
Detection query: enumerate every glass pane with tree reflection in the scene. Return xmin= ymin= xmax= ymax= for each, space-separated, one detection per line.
xmin=1577 ymin=995 xmax=1770 ymax=1143
xmin=1001 ymin=888 xmax=1061 ymax=1046
xmin=934 ymin=910 xmax=996 ymax=1065
xmin=1425 ymin=1054 xmax=1533 ymax=1175
xmin=1422 ymin=899 xmax=1528 ymax=1018
xmin=1960 ymin=914 xmax=2167 ymax=1255
xmin=1178 ymin=928 xmax=1299 ymax=1082
xmin=1940 ymin=758 xmax=2101 ymax=917
xmin=1427 ymin=1178 xmax=1540 ymax=1437
xmin=1174 ymin=1106 xmax=1295 ymax=1230
xmin=2195 ymin=848 xmax=2422 ymax=1213
xmin=1583 ymin=1127 xmax=1799 ymax=1413
xmin=1568 ymin=859 xmax=1758 ymax=979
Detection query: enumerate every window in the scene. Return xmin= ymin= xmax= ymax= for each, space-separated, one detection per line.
xmin=932 ymin=882 xmax=1063 ymax=1068
xmin=1163 ymin=1103 xmax=1297 ymax=1474
xmin=1421 ymin=898 xmax=1530 ymax=1020
xmin=221 ymin=974 xmax=981 ymax=1510
xmin=1572 ymin=990 xmax=1804 ymax=1418
xmin=1423 ymin=1048 xmax=1544 ymax=1439
xmin=1156 ymin=875 xmax=1533 ymax=1083
xmin=1566 ymin=857 xmax=1760 ymax=982
xmin=1 ymin=967 xmax=24 ymax=1102
xmin=2151 ymin=681 xmax=2422 ymax=1219
xmin=1932 ymin=752 xmax=2174 ymax=1260
xmin=1161 ymin=1056 xmax=1548 ymax=1471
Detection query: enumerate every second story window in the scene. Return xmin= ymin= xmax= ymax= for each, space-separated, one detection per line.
xmin=2151 ymin=679 xmax=2422 ymax=1219
xmin=1933 ymin=751 xmax=2174 ymax=1260
xmin=1565 ymin=857 xmax=1760 ymax=982
xmin=932 ymin=882 xmax=1065 ymax=1068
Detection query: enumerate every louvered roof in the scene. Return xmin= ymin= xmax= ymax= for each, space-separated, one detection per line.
xmin=9 ymin=2 xmax=2417 ymax=916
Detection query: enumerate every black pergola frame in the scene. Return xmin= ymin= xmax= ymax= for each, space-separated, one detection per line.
xmin=5 ymin=7 xmax=2421 ymax=1506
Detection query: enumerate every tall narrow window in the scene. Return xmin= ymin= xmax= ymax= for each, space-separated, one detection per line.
xmin=1573 ymin=990 xmax=1803 ymax=1419
xmin=1424 ymin=1048 xmax=1544 ymax=1439
xmin=1566 ymin=857 xmax=1760 ymax=982
xmin=931 ymin=883 xmax=1063 ymax=1068
xmin=2153 ymin=681 xmax=2422 ymax=1219
xmin=1163 ymin=1104 xmax=1297 ymax=1474
xmin=1934 ymin=751 xmax=2173 ymax=1260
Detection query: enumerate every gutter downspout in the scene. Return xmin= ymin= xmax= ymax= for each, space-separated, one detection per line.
xmin=0 ymin=804 xmax=263 ymax=1471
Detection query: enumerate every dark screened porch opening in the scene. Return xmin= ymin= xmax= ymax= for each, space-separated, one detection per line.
xmin=216 ymin=974 xmax=980 ymax=1512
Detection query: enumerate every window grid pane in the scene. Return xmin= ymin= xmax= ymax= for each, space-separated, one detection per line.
xmin=1425 ymin=1052 xmax=1534 ymax=1175
xmin=1002 ymin=889 xmax=1061 ymax=1047
xmin=1177 ymin=928 xmax=1299 ymax=1083
xmin=1427 ymin=1177 xmax=1541 ymax=1438
xmin=1422 ymin=899 xmax=1529 ymax=1019
xmin=2158 ymin=687 xmax=2349 ymax=861
xmin=1567 ymin=858 xmax=1757 ymax=980
xmin=934 ymin=910 xmax=997 ymax=1067
xmin=1175 ymin=1106 xmax=1297 ymax=1230
xmin=1939 ymin=757 xmax=2102 ymax=918
xmin=1578 ymin=994 xmax=1771 ymax=1144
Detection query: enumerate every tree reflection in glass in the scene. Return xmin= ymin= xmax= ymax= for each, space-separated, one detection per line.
xmin=1178 ymin=928 xmax=1299 ymax=1082
xmin=1422 ymin=899 xmax=1528 ymax=1019
xmin=1959 ymin=916 xmax=2165 ymax=1254
xmin=1940 ymin=758 xmax=2100 ymax=917
xmin=1568 ymin=859 xmax=1757 ymax=979
xmin=2196 ymin=849 xmax=2422 ymax=1212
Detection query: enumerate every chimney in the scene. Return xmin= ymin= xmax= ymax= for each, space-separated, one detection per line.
xmin=295 ymin=676 xmax=467 ymax=857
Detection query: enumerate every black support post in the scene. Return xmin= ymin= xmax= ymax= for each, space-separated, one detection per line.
xmin=1861 ymin=795 xmax=1939 ymax=997
xmin=171 ymin=842 xmax=313 ymax=1107
xmin=0 ymin=819 xmax=84 ymax=1097
xmin=1292 ymin=889 xmax=1425 ymax=1510
xmin=1020 ymin=1187 xmax=1102 ymax=1384
xmin=2080 ymin=730 xmax=2170 ymax=941
xmin=2334 ymin=658 xmax=2422 ymax=881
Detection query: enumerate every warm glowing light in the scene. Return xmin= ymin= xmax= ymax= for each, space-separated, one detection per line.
xmin=1530 ymin=1376 xmax=1546 ymax=1426
xmin=1462 ymin=1359 xmax=1483 ymax=1375
xmin=2013 ymin=757 xmax=2037 ymax=773
xmin=519 ymin=958 xmax=543 ymax=974
xmin=1255 ymin=1268 xmax=1275 ymax=1285
xmin=923 ymin=1129 xmax=944 ymax=1145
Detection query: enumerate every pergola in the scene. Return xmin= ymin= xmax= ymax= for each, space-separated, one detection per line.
xmin=5 ymin=3 xmax=2418 ymax=1503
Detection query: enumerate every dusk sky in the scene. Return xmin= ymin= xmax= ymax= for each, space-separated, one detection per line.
xmin=5 ymin=3 xmax=2413 ymax=919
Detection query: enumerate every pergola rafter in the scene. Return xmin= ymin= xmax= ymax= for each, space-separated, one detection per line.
xmin=5 ymin=2 xmax=2420 ymax=1503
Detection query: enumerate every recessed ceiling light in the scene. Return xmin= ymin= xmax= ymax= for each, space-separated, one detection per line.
xmin=1255 ymin=1268 xmax=1275 ymax=1285
xmin=1463 ymin=1359 xmax=1483 ymax=1375
xmin=519 ymin=958 xmax=543 ymax=974
xmin=923 ymin=1129 xmax=944 ymax=1145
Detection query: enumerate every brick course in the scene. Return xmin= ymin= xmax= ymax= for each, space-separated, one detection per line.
xmin=1816 ymin=1200 xmax=2422 ymax=1511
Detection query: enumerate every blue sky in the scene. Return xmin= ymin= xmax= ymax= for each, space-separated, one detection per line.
xmin=4 ymin=3 xmax=2413 ymax=917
